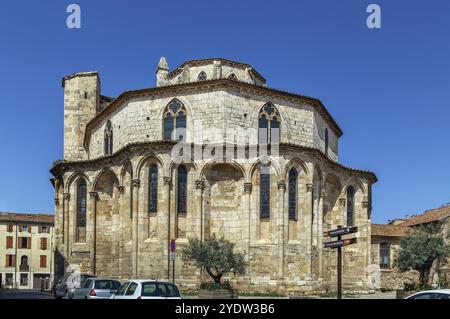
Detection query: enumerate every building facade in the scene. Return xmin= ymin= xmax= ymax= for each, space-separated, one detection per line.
xmin=50 ymin=57 xmax=377 ymax=294
xmin=0 ymin=213 xmax=54 ymax=290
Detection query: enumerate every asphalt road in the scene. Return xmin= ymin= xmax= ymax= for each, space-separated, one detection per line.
xmin=0 ymin=289 xmax=54 ymax=299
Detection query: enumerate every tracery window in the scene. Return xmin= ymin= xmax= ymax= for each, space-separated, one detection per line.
xmin=148 ymin=165 xmax=158 ymax=213
xmin=227 ymin=73 xmax=238 ymax=81
xmin=76 ymin=178 xmax=87 ymax=242
xmin=177 ymin=165 xmax=187 ymax=215
xmin=260 ymin=168 xmax=271 ymax=219
xmin=163 ymin=99 xmax=186 ymax=141
xmin=347 ymin=186 xmax=355 ymax=226
xmin=258 ymin=103 xmax=280 ymax=144
xmin=198 ymin=71 xmax=207 ymax=81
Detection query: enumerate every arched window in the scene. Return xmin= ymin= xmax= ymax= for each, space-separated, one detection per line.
xmin=76 ymin=178 xmax=87 ymax=242
xmin=198 ymin=71 xmax=207 ymax=81
xmin=260 ymin=167 xmax=271 ymax=219
xmin=288 ymin=168 xmax=298 ymax=220
xmin=148 ymin=165 xmax=158 ymax=213
xmin=177 ymin=165 xmax=187 ymax=215
xmin=21 ymin=256 xmax=28 ymax=266
xmin=227 ymin=73 xmax=238 ymax=81
xmin=347 ymin=186 xmax=355 ymax=226
xmin=325 ymin=128 xmax=329 ymax=157
xmin=258 ymin=103 xmax=281 ymax=145
xmin=163 ymin=99 xmax=187 ymax=141
xmin=104 ymin=120 xmax=113 ymax=155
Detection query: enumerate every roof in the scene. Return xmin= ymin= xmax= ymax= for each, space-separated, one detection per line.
xmin=371 ymin=224 xmax=410 ymax=237
xmin=82 ymin=78 xmax=344 ymax=149
xmin=168 ymin=58 xmax=267 ymax=82
xmin=0 ymin=212 xmax=54 ymax=224
xmin=400 ymin=205 xmax=450 ymax=227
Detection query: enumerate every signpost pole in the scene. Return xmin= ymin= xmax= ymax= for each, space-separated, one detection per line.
xmin=337 ymin=226 xmax=342 ymax=300
xmin=170 ymin=239 xmax=176 ymax=285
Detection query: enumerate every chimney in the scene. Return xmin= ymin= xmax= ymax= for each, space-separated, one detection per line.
xmin=156 ymin=57 xmax=170 ymax=87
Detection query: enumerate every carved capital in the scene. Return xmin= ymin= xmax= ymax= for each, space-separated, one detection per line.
xmin=54 ymin=198 xmax=60 ymax=206
xmin=362 ymin=201 xmax=370 ymax=209
xmin=306 ymin=183 xmax=314 ymax=192
xmin=118 ymin=186 xmax=125 ymax=194
xmin=319 ymin=190 xmax=325 ymax=198
xmin=244 ymin=183 xmax=252 ymax=193
xmin=339 ymin=198 xmax=346 ymax=207
xmin=63 ymin=193 xmax=71 ymax=201
xmin=196 ymin=180 xmax=205 ymax=190
xmin=163 ymin=177 xmax=172 ymax=186
xmin=89 ymin=192 xmax=98 ymax=200
xmin=277 ymin=180 xmax=286 ymax=190
xmin=131 ymin=179 xmax=140 ymax=188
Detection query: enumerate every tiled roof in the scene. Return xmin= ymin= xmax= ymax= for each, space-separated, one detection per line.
xmin=400 ymin=205 xmax=450 ymax=227
xmin=371 ymin=224 xmax=410 ymax=237
xmin=0 ymin=212 xmax=54 ymax=224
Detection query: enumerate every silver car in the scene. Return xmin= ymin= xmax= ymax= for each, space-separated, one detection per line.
xmin=55 ymin=274 xmax=96 ymax=299
xmin=73 ymin=278 xmax=121 ymax=299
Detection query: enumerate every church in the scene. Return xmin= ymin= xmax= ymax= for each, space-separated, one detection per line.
xmin=50 ymin=57 xmax=377 ymax=294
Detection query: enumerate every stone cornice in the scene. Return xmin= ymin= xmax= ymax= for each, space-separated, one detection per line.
xmin=51 ymin=141 xmax=377 ymax=184
xmin=82 ymin=79 xmax=343 ymax=149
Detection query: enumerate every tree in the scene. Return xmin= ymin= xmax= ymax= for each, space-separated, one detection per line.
xmin=182 ymin=234 xmax=245 ymax=287
xmin=397 ymin=221 xmax=450 ymax=287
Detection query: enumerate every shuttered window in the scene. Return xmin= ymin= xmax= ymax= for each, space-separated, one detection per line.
xmin=6 ymin=236 xmax=13 ymax=249
xmin=7 ymin=224 xmax=13 ymax=232
xmin=40 ymin=238 xmax=48 ymax=250
xmin=5 ymin=255 xmax=16 ymax=267
xmin=40 ymin=255 xmax=47 ymax=268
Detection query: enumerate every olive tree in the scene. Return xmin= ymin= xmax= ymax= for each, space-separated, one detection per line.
xmin=182 ymin=234 xmax=245 ymax=287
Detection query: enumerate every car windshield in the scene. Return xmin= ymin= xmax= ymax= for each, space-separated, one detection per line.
xmin=94 ymin=280 xmax=120 ymax=290
xmin=141 ymin=282 xmax=180 ymax=297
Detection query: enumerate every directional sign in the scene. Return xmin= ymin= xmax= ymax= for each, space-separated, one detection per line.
xmin=324 ymin=237 xmax=358 ymax=249
xmin=170 ymin=239 xmax=176 ymax=253
xmin=324 ymin=226 xmax=358 ymax=238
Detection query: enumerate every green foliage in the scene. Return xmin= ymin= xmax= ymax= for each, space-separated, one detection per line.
xmin=397 ymin=221 xmax=450 ymax=286
xmin=182 ymin=234 xmax=246 ymax=287
xmin=200 ymin=281 xmax=233 ymax=291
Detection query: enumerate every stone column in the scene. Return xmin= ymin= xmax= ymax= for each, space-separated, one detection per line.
xmin=277 ymin=180 xmax=286 ymax=279
xmin=54 ymin=197 xmax=60 ymax=246
xmin=164 ymin=177 xmax=172 ymax=281
xmin=117 ymin=186 xmax=125 ymax=277
xmin=195 ymin=180 xmax=205 ymax=242
xmin=88 ymin=191 xmax=98 ymax=275
xmin=131 ymin=179 xmax=140 ymax=278
xmin=306 ymin=183 xmax=314 ymax=276
xmin=244 ymin=183 xmax=252 ymax=273
xmin=318 ymin=189 xmax=325 ymax=279
xmin=63 ymin=193 xmax=71 ymax=263
xmin=363 ymin=198 xmax=371 ymax=281
xmin=339 ymin=198 xmax=346 ymax=226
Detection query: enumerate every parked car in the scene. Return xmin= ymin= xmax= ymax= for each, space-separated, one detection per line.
xmin=405 ymin=289 xmax=450 ymax=299
xmin=73 ymin=278 xmax=121 ymax=299
xmin=54 ymin=273 xmax=96 ymax=299
xmin=111 ymin=280 xmax=182 ymax=299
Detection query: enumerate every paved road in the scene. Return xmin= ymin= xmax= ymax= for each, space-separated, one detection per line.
xmin=0 ymin=289 xmax=54 ymax=299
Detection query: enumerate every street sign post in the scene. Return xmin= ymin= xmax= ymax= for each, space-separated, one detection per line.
xmin=323 ymin=226 xmax=359 ymax=300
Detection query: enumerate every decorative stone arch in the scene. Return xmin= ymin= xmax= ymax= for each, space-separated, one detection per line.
xmin=248 ymin=156 xmax=281 ymax=182
xmin=158 ymin=97 xmax=194 ymax=142
xmin=92 ymin=167 xmax=120 ymax=192
xmin=284 ymin=157 xmax=310 ymax=180
xmin=167 ymin=159 xmax=199 ymax=179
xmin=253 ymin=101 xmax=288 ymax=144
xmin=226 ymin=72 xmax=238 ymax=81
xmin=65 ymin=171 xmax=91 ymax=193
xmin=199 ymin=159 xmax=247 ymax=182
xmin=119 ymin=160 xmax=133 ymax=186
xmin=343 ymin=177 xmax=366 ymax=195
xmin=136 ymin=153 xmax=165 ymax=180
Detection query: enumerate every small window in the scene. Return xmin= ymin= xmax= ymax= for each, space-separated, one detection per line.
xmin=228 ymin=73 xmax=238 ymax=81
xmin=258 ymin=103 xmax=281 ymax=145
xmin=163 ymin=99 xmax=187 ymax=141
xmin=260 ymin=168 xmax=271 ymax=219
xmin=346 ymin=186 xmax=355 ymax=226
xmin=125 ymin=282 xmax=138 ymax=296
xmin=21 ymin=237 xmax=28 ymax=249
xmin=7 ymin=224 xmax=13 ymax=232
xmin=177 ymin=166 xmax=188 ymax=215
xmin=288 ymin=168 xmax=298 ymax=220
xmin=380 ymin=242 xmax=390 ymax=269
xmin=40 ymin=255 xmax=47 ymax=268
xmin=148 ymin=165 xmax=158 ymax=213
xmin=198 ymin=71 xmax=207 ymax=81
xmin=84 ymin=92 xmax=88 ymax=99
xmin=22 ymin=225 xmax=28 ymax=232
xmin=104 ymin=120 xmax=113 ymax=155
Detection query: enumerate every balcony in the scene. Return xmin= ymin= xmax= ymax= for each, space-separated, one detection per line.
xmin=19 ymin=264 xmax=29 ymax=272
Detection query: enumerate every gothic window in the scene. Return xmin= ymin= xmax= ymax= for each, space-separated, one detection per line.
xmin=380 ymin=242 xmax=390 ymax=269
xmin=260 ymin=168 xmax=271 ymax=219
xmin=347 ymin=186 xmax=355 ymax=226
xmin=163 ymin=99 xmax=187 ymax=141
xmin=325 ymin=128 xmax=329 ymax=157
xmin=177 ymin=165 xmax=187 ymax=215
xmin=148 ymin=165 xmax=158 ymax=213
xmin=258 ymin=103 xmax=281 ymax=144
xmin=227 ymin=73 xmax=238 ymax=81
xmin=198 ymin=71 xmax=207 ymax=81
xmin=104 ymin=120 xmax=113 ymax=155
xmin=288 ymin=168 xmax=298 ymax=220
xmin=76 ymin=178 xmax=87 ymax=242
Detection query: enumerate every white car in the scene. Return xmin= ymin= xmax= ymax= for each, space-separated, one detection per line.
xmin=111 ymin=280 xmax=182 ymax=299
xmin=405 ymin=289 xmax=450 ymax=299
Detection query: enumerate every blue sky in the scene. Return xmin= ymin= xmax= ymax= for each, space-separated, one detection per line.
xmin=0 ymin=1 xmax=449 ymax=224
